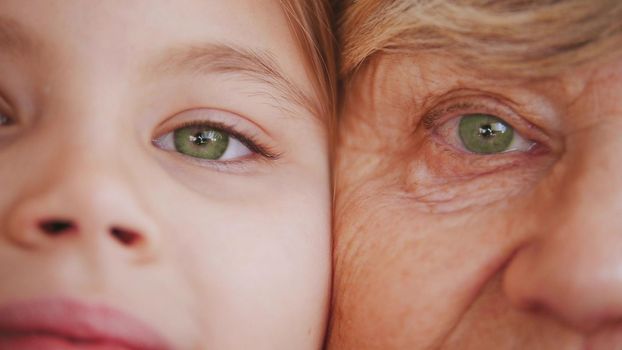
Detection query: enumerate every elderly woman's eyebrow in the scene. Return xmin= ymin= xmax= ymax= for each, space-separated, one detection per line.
xmin=339 ymin=2 xmax=622 ymax=80
xmin=150 ymin=43 xmax=319 ymax=120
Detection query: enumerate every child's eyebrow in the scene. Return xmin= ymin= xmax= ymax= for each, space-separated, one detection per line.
xmin=149 ymin=43 xmax=320 ymax=121
xmin=0 ymin=15 xmax=321 ymax=123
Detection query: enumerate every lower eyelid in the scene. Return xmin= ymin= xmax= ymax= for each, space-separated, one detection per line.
xmin=420 ymin=140 xmax=534 ymax=180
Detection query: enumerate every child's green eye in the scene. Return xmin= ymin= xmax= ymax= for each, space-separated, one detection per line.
xmin=458 ymin=114 xmax=515 ymax=154
xmin=154 ymin=124 xmax=253 ymax=161
xmin=174 ymin=126 xmax=229 ymax=160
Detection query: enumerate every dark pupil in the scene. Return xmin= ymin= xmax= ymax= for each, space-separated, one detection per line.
xmin=479 ymin=124 xmax=495 ymax=138
xmin=193 ymin=131 xmax=216 ymax=145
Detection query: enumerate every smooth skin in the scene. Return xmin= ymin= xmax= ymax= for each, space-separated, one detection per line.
xmin=0 ymin=1 xmax=331 ymax=349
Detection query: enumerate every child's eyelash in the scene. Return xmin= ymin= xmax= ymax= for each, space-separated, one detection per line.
xmin=171 ymin=120 xmax=281 ymax=160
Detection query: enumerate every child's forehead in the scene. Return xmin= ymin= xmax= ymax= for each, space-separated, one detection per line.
xmin=0 ymin=0 xmax=319 ymax=122
xmin=1 ymin=1 xmax=289 ymax=56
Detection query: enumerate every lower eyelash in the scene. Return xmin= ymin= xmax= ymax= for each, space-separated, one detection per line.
xmin=172 ymin=152 xmax=270 ymax=173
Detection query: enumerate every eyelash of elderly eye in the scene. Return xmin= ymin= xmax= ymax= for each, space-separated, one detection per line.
xmin=158 ymin=120 xmax=281 ymax=160
xmin=421 ymin=101 xmax=504 ymax=130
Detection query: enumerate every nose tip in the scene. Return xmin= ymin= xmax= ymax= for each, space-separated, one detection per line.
xmin=503 ymin=239 xmax=622 ymax=332
xmin=8 ymin=211 xmax=159 ymax=261
xmin=5 ymin=171 xmax=161 ymax=263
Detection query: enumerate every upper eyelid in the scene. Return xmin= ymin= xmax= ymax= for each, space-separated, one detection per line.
xmin=423 ymin=99 xmax=517 ymax=128
xmin=422 ymin=101 xmax=489 ymax=129
xmin=154 ymin=108 xmax=260 ymax=140
xmin=154 ymin=107 xmax=274 ymax=139
xmin=154 ymin=119 xmax=242 ymax=141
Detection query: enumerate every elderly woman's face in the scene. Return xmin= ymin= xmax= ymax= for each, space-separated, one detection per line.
xmin=331 ymin=50 xmax=622 ymax=348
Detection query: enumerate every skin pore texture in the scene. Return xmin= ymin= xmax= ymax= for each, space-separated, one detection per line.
xmin=0 ymin=1 xmax=330 ymax=349
xmin=330 ymin=50 xmax=622 ymax=349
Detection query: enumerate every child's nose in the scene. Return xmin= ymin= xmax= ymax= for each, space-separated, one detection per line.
xmin=4 ymin=160 xmax=161 ymax=264
xmin=37 ymin=218 xmax=143 ymax=246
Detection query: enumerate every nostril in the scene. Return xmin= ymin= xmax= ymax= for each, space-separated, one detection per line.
xmin=110 ymin=226 xmax=141 ymax=246
xmin=38 ymin=219 xmax=76 ymax=236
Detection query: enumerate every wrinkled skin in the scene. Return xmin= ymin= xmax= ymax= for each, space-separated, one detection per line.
xmin=330 ymin=53 xmax=622 ymax=349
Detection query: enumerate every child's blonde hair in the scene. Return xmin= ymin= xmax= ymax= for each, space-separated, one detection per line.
xmin=281 ymin=0 xmax=337 ymax=126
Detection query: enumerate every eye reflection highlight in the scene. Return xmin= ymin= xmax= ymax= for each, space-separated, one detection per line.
xmin=174 ymin=126 xmax=231 ymax=160
xmin=458 ymin=114 xmax=515 ymax=154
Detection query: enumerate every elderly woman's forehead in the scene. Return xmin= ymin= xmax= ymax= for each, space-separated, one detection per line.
xmin=337 ymin=0 xmax=622 ymax=80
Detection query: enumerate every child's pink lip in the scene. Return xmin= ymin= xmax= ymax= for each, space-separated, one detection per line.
xmin=0 ymin=298 xmax=171 ymax=350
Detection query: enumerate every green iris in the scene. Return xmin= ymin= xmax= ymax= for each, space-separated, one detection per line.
xmin=173 ymin=126 xmax=229 ymax=160
xmin=458 ymin=114 xmax=514 ymax=154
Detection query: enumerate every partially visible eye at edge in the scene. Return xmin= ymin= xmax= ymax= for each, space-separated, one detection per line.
xmin=0 ymin=111 xmax=13 ymax=126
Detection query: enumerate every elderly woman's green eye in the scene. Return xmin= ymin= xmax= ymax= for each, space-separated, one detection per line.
xmin=174 ymin=126 xmax=230 ymax=160
xmin=458 ymin=114 xmax=514 ymax=154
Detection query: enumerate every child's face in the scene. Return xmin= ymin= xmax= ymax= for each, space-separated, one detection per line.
xmin=0 ymin=1 xmax=330 ymax=349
